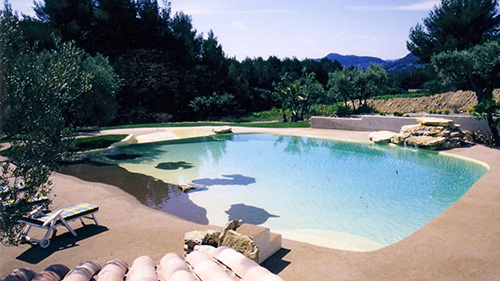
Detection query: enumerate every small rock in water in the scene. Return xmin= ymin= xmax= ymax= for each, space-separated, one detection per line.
xmin=178 ymin=183 xmax=205 ymax=192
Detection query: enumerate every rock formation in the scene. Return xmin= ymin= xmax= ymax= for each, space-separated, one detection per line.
xmin=184 ymin=220 xmax=259 ymax=262
xmin=212 ymin=126 xmax=232 ymax=134
xmin=370 ymin=117 xmax=473 ymax=150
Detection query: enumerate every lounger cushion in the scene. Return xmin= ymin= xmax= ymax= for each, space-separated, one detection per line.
xmin=22 ymin=203 xmax=98 ymax=226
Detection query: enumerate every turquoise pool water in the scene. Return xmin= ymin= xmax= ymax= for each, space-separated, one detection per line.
xmin=90 ymin=133 xmax=487 ymax=251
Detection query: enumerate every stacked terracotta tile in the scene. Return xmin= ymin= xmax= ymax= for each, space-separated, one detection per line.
xmin=1 ymin=247 xmax=283 ymax=281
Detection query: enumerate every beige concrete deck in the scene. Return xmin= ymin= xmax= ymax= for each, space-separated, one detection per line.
xmin=1 ymin=127 xmax=499 ymax=280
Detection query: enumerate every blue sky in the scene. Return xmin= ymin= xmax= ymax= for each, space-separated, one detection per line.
xmin=9 ymin=0 xmax=440 ymax=60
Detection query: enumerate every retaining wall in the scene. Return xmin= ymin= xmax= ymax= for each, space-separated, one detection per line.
xmin=311 ymin=115 xmax=497 ymax=134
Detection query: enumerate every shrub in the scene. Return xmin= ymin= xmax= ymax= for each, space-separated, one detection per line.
xmin=428 ymin=109 xmax=435 ymax=114
xmin=392 ymin=110 xmax=404 ymax=116
xmin=443 ymin=108 xmax=451 ymax=115
xmin=202 ymin=232 xmax=220 ymax=247
xmin=334 ymin=103 xmax=353 ymax=117
xmin=310 ymin=104 xmax=336 ymax=117
xmin=355 ymin=104 xmax=376 ymax=114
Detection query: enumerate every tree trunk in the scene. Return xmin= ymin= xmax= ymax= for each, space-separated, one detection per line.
xmin=486 ymin=112 xmax=500 ymax=146
xmin=474 ymin=87 xmax=499 ymax=146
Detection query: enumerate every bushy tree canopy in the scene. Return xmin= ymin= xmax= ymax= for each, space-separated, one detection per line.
xmin=407 ymin=0 xmax=500 ymax=63
xmin=431 ymin=40 xmax=500 ymax=145
xmin=0 ymin=5 xmax=119 ymax=245
xmin=273 ymin=71 xmax=325 ymax=122
xmin=327 ymin=64 xmax=388 ymax=111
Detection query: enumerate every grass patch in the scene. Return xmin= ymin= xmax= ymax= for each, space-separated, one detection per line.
xmin=79 ymin=121 xmax=310 ymax=132
xmin=72 ymin=134 xmax=129 ymax=151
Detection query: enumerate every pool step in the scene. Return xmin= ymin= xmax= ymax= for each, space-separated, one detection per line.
xmin=237 ymin=223 xmax=282 ymax=263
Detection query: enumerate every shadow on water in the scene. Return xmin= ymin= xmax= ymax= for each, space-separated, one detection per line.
xmin=59 ymin=161 xmax=209 ymax=225
xmin=225 ymin=203 xmax=279 ymax=225
xmin=155 ymin=161 xmax=194 ymax=170
xmin=192 ymin=174 xmax=256 ymax=186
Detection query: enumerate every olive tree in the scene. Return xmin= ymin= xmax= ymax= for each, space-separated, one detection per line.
xmin=327 ymin=65 xmax=388 ymax=112
xmin=431 ymin=40 xmax=500 ymax=145
xmin=0 ymin=6 xmax=92 ymax=245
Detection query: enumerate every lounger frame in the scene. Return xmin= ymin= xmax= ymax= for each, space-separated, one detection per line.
xmin=19 ymin=203 xmax=99 ymax=248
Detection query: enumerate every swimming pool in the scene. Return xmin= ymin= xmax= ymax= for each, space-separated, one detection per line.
xmin=88 ymin=133 xmax=488 ymax=251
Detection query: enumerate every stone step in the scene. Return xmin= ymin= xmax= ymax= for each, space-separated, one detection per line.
xmin=237 ymin=223 xmax=282 ymax=264
xmin=262 ymin=232 xmax=282 ymax=262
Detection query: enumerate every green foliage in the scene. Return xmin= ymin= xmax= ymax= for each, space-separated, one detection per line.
xmin=189 ymin=92 xmax=237 ymax=120
xmin=0 ymin=6 xmax=118 ymax=245
xmin=334 ymin=103 xmax=354 ymax=117
xmin=407 ymin=0 xmax=500 ymax=63
xmin=391 ymin=65 xmax=435 ymax=91
xmin=66 ymin=54 xmax=120 ymax=127
xmin=71 ymin=135 xmax=128 ymax=151
xmin=29 ymin=0 xmax=344 ymax=123
xmin=273 ymin=71 xmax=325 ymax=122
xmin=202 ymin=231 xmax=220 ymax=247
xmin=79 ymin=121 xmax=310 ymax=132
xmin=0 ymin=7 xmax=89 ymax=245
xmin=432 ymin=40 xmax=500 ymax=145
xmin=392 ymin=111 xmax=404 ymax=117
xmin=309 ymin=104 xmax=336 ymax=117
xmin=327 ymin=64 xmax=388 ymax=111
xmin=468 ymin=99 xmax=500 ymax=125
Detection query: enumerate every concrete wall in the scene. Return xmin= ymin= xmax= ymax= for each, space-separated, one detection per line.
xmin=311 ymin=115 xmax=497 ymax=134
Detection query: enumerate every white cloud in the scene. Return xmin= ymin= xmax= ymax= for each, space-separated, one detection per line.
xmin=175 ymin=7 xmax=292 ymax=16
xmin=231 ymin=20 xmax=248 ymax=31
xmin=346 ymin=1 xmax=440 ymax=12
xmin=396 ymin=1 xmax=440 ymax=11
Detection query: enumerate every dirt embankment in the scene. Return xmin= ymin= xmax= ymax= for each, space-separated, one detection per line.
xmin=367 ymin=90 xmax=500 ymax=114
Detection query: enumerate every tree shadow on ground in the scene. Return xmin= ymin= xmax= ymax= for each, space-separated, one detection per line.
xmin=16 ymin=225 xmax=108 ymax=264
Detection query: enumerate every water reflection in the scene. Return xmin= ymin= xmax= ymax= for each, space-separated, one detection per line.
xmin=59 ymin=161 xmax=209 ymax=224
xmin=105 ymin=153 xmax=142 ymax=160
xmin=273 ymin=135 xmax=319 ymax=155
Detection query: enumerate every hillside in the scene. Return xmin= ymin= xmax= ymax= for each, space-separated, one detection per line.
xmin=322 ymin=53 xmax=420 ymax=74
xmin=367 ymin=90 xmax=500 ymax=114
xmin=324 ymin=53 xmax=385 ymax=69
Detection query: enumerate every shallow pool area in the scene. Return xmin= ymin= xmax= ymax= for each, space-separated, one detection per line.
xmin=88 ymin=133 xmax=488 ymax=251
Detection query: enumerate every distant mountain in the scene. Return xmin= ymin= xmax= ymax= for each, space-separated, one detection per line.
xmin=382 ymin=53 xmax=421 ymax=74
xmin=324 ymin=53 xmax=385 ymax=69
xmin=322 ymin=53 xmax=420 ymax=74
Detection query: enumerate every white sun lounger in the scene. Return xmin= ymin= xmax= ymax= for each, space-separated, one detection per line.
xmin=19 ymin=203 xmax=99 ymax=248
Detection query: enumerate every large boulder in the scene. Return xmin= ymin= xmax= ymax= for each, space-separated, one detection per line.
xmin=369 ymin=131 xmax=396 ymax=143
xmin=218 ymin=230 xmax=260 ymax=262
xmin=416 ymin=117 xmax=454 ymax=127
xmin=404 ymin=136 xmax=447 ymax=149
xmin=370 ymin=117 xmax=470 ymax=150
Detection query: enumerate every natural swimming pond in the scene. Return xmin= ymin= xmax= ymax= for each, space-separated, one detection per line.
xmin=86 ymin=133 xmax=488 ymax=251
